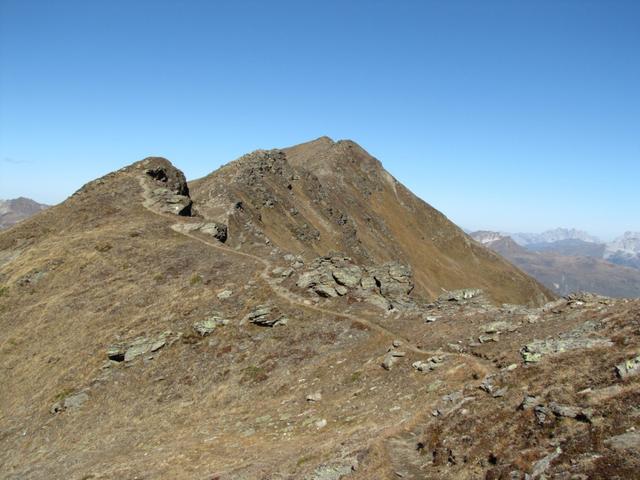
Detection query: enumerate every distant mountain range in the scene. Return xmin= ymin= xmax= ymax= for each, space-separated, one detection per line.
xmin=509 ymin=228 xmax=601 ymax=246
xmin=0 ymin=197 xmax=49 ymax=230
xmin=471 ymin=229 xmax=640 ymax=298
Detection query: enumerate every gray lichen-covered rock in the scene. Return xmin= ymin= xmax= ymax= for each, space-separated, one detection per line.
xmin=198 ymin=222 xmax=228 ymax=242
xmin=332 ymin=265 xmax=362 ymax=288
xmin=217 ymin=289 xmax=233 ymax=300
xmin=173 ymin=222 xmax=228 ymax=243
xmin=193 ymin=312 xmax=228 ymax=336
xmin=412 ymin=356 xmax=444 ymax=372
xmin=310 ymin=463 xmax=354 ymax=480
xmin=51 ymin=391 xmax=89 ymax=414
xmin=370 ymin=262 xmax=413 ymax=297
xmin=521 ymin=337 xmax=613 ymax=363
xmin=438 ymin=288 xmax=484 ymax=302
xmin=604 ymin=432 xmax=640 ymax=452
xmin=615 ymin=355 xmax=640 ymax=379
xmin=107 ymin=332 xmax=174 ymax=363
xmin=294 ymin=255 xmax=414 ymax=311
xmin=124 ymin=337 xmax=166 ymax=362
xmin=246 ymin=305 xmax=287 ymax=327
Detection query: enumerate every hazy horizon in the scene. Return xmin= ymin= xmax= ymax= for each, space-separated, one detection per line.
xmin=1 ymin=0 xmax=638 ymax=239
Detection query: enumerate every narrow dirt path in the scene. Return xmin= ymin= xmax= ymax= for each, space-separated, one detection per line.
xmin=135 ymin=173 xmax=492 ymax=373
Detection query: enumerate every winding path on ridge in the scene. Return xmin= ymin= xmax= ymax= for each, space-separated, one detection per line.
xmin=135 ymin=173 xmax=492 ymax=374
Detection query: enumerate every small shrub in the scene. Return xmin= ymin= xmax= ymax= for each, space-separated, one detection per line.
xmin=52 ymin=387 xmax=75 ymax=403
xmin=95 ymin=243 xmax=112 ymax=252
xmin=190 ymin=274 xmax=203 ymax=285
xmin=242 ymin=365 xmax=269 ymax=383
xmin=0 ymin=286 xmax=8 ymax=297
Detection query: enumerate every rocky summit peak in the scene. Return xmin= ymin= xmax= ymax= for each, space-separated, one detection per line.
xmin=190 ymin=138 xmax=553 ymax=306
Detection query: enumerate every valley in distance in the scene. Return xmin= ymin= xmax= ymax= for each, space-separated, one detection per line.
xmin=1 ymin=137 xmax=639 ymax=479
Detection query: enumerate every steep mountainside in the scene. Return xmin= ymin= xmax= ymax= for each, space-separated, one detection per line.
xmin=0 ymin=197 xmax=49 ymax=230
xmin=190 ymin=137 xmax=552 ymax=306
xmin=1 ymin=153 xmax=639 ymax=479
xmin=472 ymin=232 xmax=640 ymax=298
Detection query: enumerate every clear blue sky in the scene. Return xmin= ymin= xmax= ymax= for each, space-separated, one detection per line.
xmin=1 ymin=0 xmax=638 ymax=239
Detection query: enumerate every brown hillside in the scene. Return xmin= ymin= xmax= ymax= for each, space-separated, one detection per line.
xmin=1 ymin=156 xmax=638 ymax=479
xmin=190 ymin=137 xmax=553 ymax=306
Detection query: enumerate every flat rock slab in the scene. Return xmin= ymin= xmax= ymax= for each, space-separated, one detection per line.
xmin=604 ymin=432 xmax=640 ymax=452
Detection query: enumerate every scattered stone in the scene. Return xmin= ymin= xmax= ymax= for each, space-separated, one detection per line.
xmin=315 ymin=418 xmax=327 ymax=429
xmin=424 ymin=315 xmax=438 ymax=323
xmin=217 ymin=289 xmax=233 ymax=300
xmin=534 ymin=405 xmax=551 ymax=424
xmin=382 ymin=353 xmax=397 ymax=370
xmin=521 ymin=337 xmax=613 ymax=363
xmin=483 ymin=321 xmax=515 ymax=334
xmin=108 ymin=332 xmax=175 ymax=363
xmin=306 ymin=392 xmax=322 ymax=402
xmin=479 ymin=375 xmax=496 ymax=394
xmin=478 ymin=334 xmax=499 ymax=344
xmin=492 ymin=387 xmax=508 ymax=398
xmin=198 ymin=222 xmax=228 ymax=242
xmin=335 ymin=285 xmax=348 ymax=296
xmin=172 ymin=222 xmax=227 ymax=242
xmin=519 ymin=394 xmax=542 ymax=411
xmin=438 ymin=289 xmax=483 ymax=302
xmin=310 ymin=463 xmax=353 ymax=480
xmin=615 ymin=354 xmax=640 ymax=379
xmin=193 ymin=313 xmax=228 ymax=336
xmin=392 ymin=339 xmax=402 ymax=348
xmin=604 ymin=431 xmax=640 ymax=452
xmin=51 ymin=391 xmax=89 ymax=414
xmin=530 ymin=447 xmax=562 ymax=479
xmin=247 ymin=305 xmax=272 ymax=321
xmin=582 ymin=385 xmax=623 ymax=404
xmin=106 ymin=344 xmax=126 ymax=362
xmin=412 ymin=356 xmax=444 ymax=372
xmin=548 ymin=402 xmax=593 ymax=422
xmin=123 ymin=335 xmax=167 ymax=362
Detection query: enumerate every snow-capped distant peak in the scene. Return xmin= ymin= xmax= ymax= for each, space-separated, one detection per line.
xmin=470 ymin=231 xmax=506 ymax=245
xmin=510 ymin=228 xmax=600 ymax=246
xmin=605 ymin=231 xmax=640 ymax=256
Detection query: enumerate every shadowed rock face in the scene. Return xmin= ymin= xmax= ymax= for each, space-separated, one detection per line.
xmin=190 ymin=137 xmax=554 ymax=307
xmin=143 ymin=157 xmax=190 ymax=197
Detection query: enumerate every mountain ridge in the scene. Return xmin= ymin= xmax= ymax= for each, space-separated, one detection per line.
xmin=1 ymin=141 xmax=639 ymax=479
xmin=190 ymin=137 xmax=553 ymax=306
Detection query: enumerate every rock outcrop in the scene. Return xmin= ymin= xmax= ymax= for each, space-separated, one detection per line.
xmin=293 ymin=254 xmax=414 ymax=310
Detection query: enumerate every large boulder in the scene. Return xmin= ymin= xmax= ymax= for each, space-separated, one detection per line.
xmin=141 ymin=157 xmax=193 ymax=216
